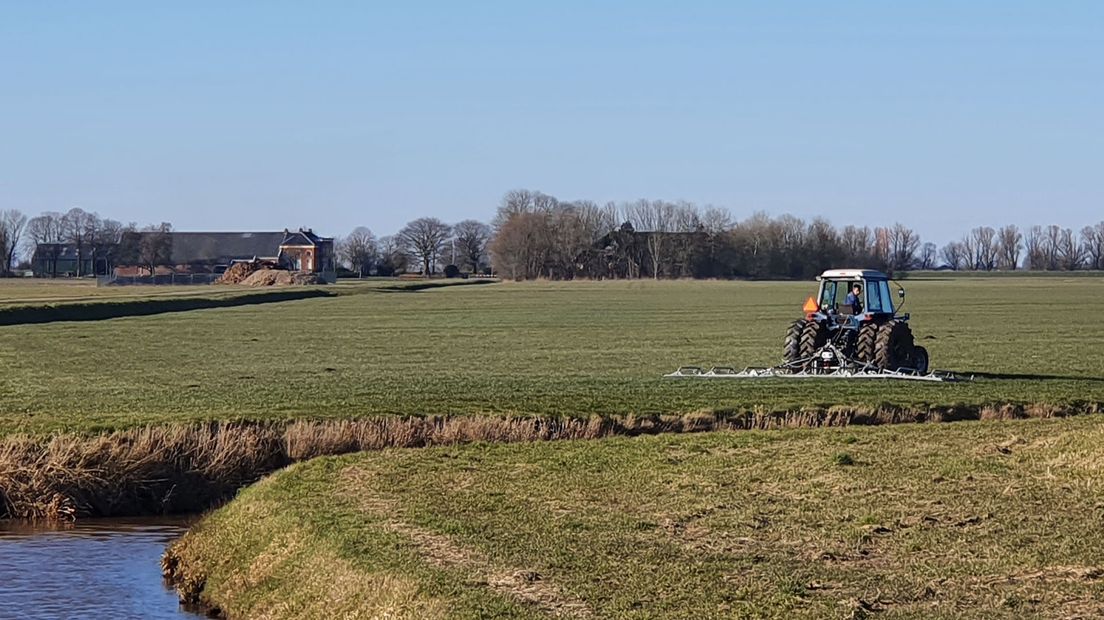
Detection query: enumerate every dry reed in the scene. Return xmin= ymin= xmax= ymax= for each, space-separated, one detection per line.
xmin=2 ymin=403 xmax=1099 ymax=520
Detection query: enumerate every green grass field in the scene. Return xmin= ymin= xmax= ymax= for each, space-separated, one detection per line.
xmin=1 ymin=277 xmax=1102 ymax=435
xmin=166 ymin=415 xmax=1104 ymax=619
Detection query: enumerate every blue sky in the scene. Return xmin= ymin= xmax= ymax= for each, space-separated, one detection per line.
xmin=1 ymin=1 xmax=1100 ymax=243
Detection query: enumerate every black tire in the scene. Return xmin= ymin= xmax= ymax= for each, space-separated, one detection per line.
xmin=855 ymin=322 xmax=878 ymax=363
xmin=783 ymin=319 xmax=805 ymax=364
xmin=912 ymin=345 xmax=929 ymax=374
xmin=799 ymin=320 xmax=828 ymax=361
xmin=874 ymin=320 xmax=915 ymax=371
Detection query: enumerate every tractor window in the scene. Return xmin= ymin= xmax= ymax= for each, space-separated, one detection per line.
xmin=878 ymin=280 xmax=895 ymax=314
xmin=865 ymin=283 xmax=884 ymax=313
xmin=820 ymin=281 xmax=839 ymax=311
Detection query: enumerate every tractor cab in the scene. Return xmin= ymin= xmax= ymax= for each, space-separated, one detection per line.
xmin=812 ymin=269 xmax=903 ymax=323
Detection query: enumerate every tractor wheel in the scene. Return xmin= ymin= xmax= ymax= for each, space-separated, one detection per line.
xmin=912 ymin=346 xmax=930 ymax=374
xmin=855 ymin=322 xmax=878 ymax=364
xmin=799 ymin=320 xmax=828 ymax=361
xmin=874 ymin=320 xmax=915 ymax=371
xmin=783 ymin=319 xmax=805 ymax=365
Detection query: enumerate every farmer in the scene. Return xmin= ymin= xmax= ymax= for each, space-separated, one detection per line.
xmin=845 ymin=283 xmax=864 ymax=314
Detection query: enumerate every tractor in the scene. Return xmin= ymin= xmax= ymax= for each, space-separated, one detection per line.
xmin=783 ymin=269 xmax=928 ymax=374
xmin=665 ymin=268 xmax=954 ymax=381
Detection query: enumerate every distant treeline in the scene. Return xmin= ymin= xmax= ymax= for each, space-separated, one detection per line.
xmin=484 ymin=190 xmax=1104 ymax=280
xmin=5 ymin=192 xmax=1102 ymax=280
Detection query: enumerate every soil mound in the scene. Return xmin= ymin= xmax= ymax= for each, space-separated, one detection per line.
xmin=216 ymin=260 xmax=275 ymax=284
xmin=241 ymin=269 xmax=321 ymax=287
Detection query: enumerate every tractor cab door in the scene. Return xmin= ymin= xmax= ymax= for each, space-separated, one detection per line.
xmin=864 ymin=279 xmax=895 ymax=315
xmin=819 ymin=280 xmax=842 ymax=313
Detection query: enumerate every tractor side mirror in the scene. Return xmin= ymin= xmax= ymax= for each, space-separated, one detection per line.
xmin=897 ymin=287 xmax=905 ymax=300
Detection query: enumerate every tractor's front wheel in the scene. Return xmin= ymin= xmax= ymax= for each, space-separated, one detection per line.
xmin=874 ymin=320 xmax=915 ymax=371
xmin=911 ymin=345 xmax=930 ymax=374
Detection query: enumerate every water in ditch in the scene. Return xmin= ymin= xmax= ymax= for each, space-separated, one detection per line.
xmin=0 ymin=517 xmax=202 ymax=619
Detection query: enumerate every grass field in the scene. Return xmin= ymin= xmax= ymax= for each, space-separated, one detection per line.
xmin=1 ymin=277 xmax=1102 ymax=435
xmin=165 ymin=415 xmax=1104 ymax=619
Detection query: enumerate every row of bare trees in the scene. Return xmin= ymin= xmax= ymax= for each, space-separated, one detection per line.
xmin=484 ymin=190 xmax=1104 ymax=279
xmin=0 ymin=207 xmax=173 ymax=276
xmin=939 ymin=224 xmax=1104 ymax=271
xmin=486 ymin=190 xmax=933 ymax=280
xmin=336 ymin=218 xmax=492 ymax=277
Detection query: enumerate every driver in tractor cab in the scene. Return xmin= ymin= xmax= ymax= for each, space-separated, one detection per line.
xmin=845 ymin=283 xmax=863 ymax=314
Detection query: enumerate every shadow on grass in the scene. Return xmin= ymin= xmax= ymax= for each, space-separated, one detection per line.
xmin=0 ymin=289 xmax=334 ymax=327
xmin=369 ymin=279 xmax=500 ymax=294
xmin=959 ymin=370 xmax=1104 ymax=383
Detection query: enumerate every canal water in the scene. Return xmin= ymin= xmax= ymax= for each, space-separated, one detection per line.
xmin=0 ymin=517 xmax=202 ymax=619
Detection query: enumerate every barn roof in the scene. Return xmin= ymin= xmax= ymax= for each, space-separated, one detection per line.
xmin=166 ymin=232 xmax=286 ymax=264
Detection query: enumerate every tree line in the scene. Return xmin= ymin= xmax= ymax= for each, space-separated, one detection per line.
xmin=0 ymin=207 xmax=174 ymax=276
xmin=336 ymin=217 xmax=493 ymax=277
xmin=331 ymin=189 xmax=1104 ymax=280
xmin=469 ymin=190 xmax=1104 ymax=279
xmin=4 ymin=195 xmax=1102 ymax=279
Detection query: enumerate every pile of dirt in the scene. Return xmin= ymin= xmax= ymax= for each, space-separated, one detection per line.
xmin=240 ymin=269 xmax=321 ymax=287
xmin=216 ymin=261 xmax=276 ymax=285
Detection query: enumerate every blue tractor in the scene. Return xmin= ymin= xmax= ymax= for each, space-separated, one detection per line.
xmin=783 ymin=269 xmax=929 ymax=374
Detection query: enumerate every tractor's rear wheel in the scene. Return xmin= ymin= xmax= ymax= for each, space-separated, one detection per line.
xmin=799 ymin=320 xmax=828 ymax=361
xmin=874 ymin=320 xmax=915 ymax=371
xmin=855 ymin=322 xmax=878 ymax=364
xmin=783 ymin=319 xmax=805 ymax=365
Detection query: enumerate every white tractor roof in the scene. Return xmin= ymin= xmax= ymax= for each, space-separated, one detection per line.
xmin=818 ymin=269 xmax=889 ymax=280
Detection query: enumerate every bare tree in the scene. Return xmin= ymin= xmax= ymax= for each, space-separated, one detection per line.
xmin=970 ymin=226 xmax=998 ymax=271
xmin=1056 ymin=227 xmax=1083 ymax=270
xmin=1024 ymin=225 xmax=1045 ymax=270
xmin=376 ymin=235 xmax=409 ymax=276
xmin=625 ymin=199 xmax=678 ymax=278
xmin=917 ymin=242 xmax=937 ymax=270
xmin=489 ymin=211 xmax=551 ymax=280
xmin=840 ymin=225 xmax=874 ymax=265
xmin=399 ymin=217 xmax=452 ymax=275
xmin=338 ymin=227 xmax=378 ymax=277
xmin=453 ymin=219 xmax=491 ymax=273
xmin=700 ymin=207 xmax=732 ymax=234
xmin=887 ymin=223 xmax=920 ymax=272
xmin=958 ymin=232 xmax=978 ymax=270
xmin=138 ymin=222 xmax=173 ymax=275
xmin=492 ymin=189 xmax=535 ymax=232
xmin=940 ymin=241 xmax=967 ymax=270
xmin=1081 ymin=222 xmax=1104 ymax=270
xmin=531 ymin=191 xmax=559 ymax=213
xmin=996 ymin=225 xmax=1022 ymax=270
xmin=60 ymin=207 xmax=97 ymax=276
xmin=1043 ymin=225 xmax=1063 ymax=270
xmin=0 ymin=209 xmax=28 ymax=273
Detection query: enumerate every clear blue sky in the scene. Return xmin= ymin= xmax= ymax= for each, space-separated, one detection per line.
xmin=1 ymin=1 xmax=1100 ymax=243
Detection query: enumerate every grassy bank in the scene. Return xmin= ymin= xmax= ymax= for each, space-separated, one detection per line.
xmin=0 ymin=278 xmax=1102 ymax=435
xmin=164 ymin=415 xmax=1104 ymax=619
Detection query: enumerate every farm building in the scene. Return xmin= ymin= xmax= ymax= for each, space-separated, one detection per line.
xmin=30 ymin=243 xmax=101 ymax=277
xmin=31 ymin=228 xmax=336 ymax=281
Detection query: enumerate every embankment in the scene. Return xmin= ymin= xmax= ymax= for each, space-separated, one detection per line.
xmin=162 ymin=415 xmax=1104 ymax=619
xmin=0 ymin=289 xmax=334 ymax=326
xmin=1 ymin=402 xmax=1099 ymax=520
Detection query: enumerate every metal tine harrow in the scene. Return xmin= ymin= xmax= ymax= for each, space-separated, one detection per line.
xmin=665 ymin=343 xmax=966 ymax=382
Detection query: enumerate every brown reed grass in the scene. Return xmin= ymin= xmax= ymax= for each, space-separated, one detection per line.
xmin=2 ymin=403 xmax=1099 ymax=520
